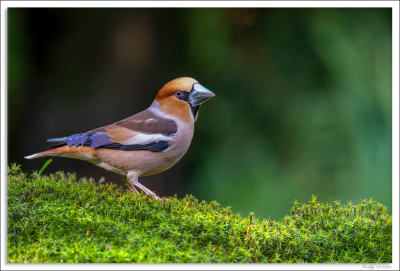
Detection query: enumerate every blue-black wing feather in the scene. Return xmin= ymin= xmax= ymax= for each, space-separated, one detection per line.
xmin=47 ymin=132 xmax=169 ymax=152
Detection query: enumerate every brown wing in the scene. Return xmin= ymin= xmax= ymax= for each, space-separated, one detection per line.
xmin=48 ymin=109 xmax=177 ymax=152
xmin=91 ymin=109 xmax=177 ymax=136
xmin=87 ymin=109 xmax=177 ymax=146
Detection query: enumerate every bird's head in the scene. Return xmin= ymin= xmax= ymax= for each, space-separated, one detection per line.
xmin=155 ymin=77 xmax=215 ymax=122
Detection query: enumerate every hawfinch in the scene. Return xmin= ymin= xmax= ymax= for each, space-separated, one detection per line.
xmin=25 ymin=77 xmax=215 ymax=200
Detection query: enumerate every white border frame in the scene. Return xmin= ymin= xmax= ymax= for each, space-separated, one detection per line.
xmin=1 ymin=1 xmax=398 ymax=270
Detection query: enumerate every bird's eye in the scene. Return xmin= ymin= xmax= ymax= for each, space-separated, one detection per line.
xmin=175 ymin=90 xmax=183 ymax=98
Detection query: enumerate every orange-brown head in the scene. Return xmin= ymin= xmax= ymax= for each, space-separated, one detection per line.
xmin=155 ymin=77 xmax=215 ymax=122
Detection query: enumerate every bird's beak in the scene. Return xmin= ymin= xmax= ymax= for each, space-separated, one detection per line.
xmin=189 ymin=83 xmax=215 ymax=107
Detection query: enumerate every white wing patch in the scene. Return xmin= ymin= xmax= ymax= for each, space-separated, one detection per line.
xmin=105 ymin=126 xmax=171 ymax=145
xmin=120 ymin=132 xmax=170 ymax=145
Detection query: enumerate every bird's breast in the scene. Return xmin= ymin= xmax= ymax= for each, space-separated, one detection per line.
xmin=163 ymin=121 xmax=194 ymax=161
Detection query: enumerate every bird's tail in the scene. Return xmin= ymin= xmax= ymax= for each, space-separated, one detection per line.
xmin=25 ymin=145 xmax=97 ymax=160
xmin=25 ymin=148 xmax=63 ymax=159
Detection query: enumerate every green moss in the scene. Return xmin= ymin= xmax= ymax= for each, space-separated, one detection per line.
xmin=7 ymin=164 xmax=392 ymax=263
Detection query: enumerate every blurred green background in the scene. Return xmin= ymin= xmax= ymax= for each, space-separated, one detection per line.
xmin=8 ymin=8 xmax=392 ymax=219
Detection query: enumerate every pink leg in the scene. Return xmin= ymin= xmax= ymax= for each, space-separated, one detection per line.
xmin=127 ymin=184 xmax=139 ymax=193
xmin=122 ymin=176 xmax=138 ymax=193
xmin=133 ymin=181 xmax=161 ymax=200
xmin=127 ymin=172 xmax=167 ymax=201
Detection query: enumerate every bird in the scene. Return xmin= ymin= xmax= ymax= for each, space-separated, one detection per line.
xmin=25 ymin=77 xmax=215 ymax=200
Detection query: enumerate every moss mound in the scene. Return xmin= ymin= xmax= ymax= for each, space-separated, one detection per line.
xmin=7 ymin=164 xmax=392 ymax=263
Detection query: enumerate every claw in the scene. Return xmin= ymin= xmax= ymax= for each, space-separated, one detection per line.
xmin=152 ymin=194 xmax=169 ymax=201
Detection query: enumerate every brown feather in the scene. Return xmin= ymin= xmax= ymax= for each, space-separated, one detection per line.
xmin=59 ymin=145 xmax=98 ymax=158
xmin=25 ymin=145 xmax=98 ymax=160
xmin=105 ymin=126 xmax=138 ymax=144
xmin=90 ymin=109 xmax=177 ymax=137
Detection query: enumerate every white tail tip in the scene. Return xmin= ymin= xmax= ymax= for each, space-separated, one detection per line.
xmin=25 ymin=154 xmax=40 ymax=159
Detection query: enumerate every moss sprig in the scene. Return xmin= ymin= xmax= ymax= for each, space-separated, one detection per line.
xmin=7 ymin=164 xmax=392 ymax=263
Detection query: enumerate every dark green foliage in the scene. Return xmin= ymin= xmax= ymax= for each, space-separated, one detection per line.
xmin=8 ymin=164 xmax=392 ymax=263
xmin=8 ymin=8 xmax=392 ymax=220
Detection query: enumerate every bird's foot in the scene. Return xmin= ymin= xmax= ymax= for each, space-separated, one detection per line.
xmin=127 ymin=184 xmax=168 ymax=201
xmin=152 ymin=194 xmax=169 ymax=202
xmin=126 ymin=173 xmax=168 ymax=201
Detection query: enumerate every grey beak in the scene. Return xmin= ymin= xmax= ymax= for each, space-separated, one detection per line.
xmin=189 ymin=83 xmax=215 ymax=107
